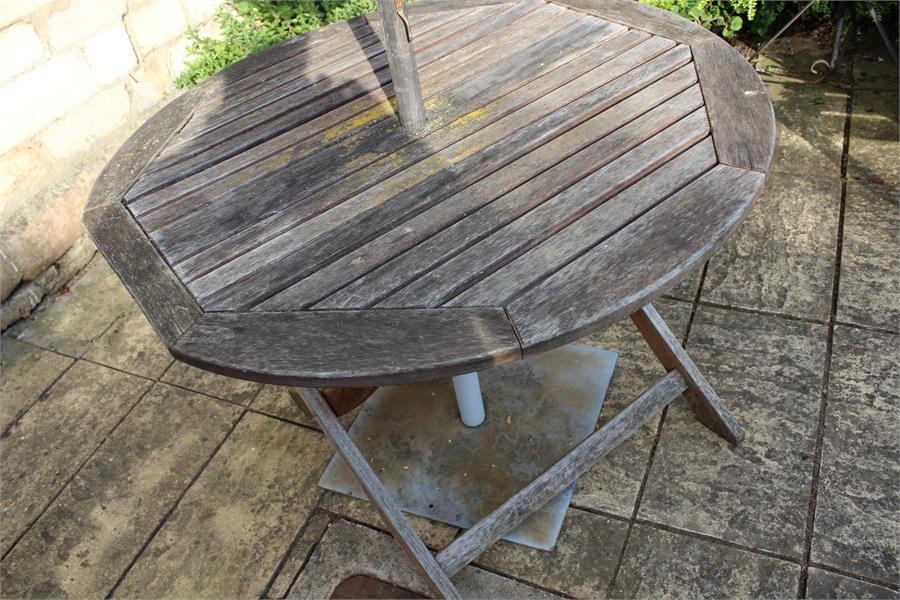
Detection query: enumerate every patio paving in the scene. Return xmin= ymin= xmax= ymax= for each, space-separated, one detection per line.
xmin=1 ymin=35 xmax=898 ymax=599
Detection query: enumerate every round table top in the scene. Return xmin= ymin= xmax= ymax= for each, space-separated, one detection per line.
xmin=84 ymin=0 xmax=774 ymax=387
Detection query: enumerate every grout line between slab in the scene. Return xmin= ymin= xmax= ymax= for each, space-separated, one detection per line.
xmin=105 ymin=408 xmax=250 ymax=597
xmin=0 ymin=371 xmax=154 ymax=562
xmin=0 ymin=351 xmax=77 ymax=438
xmin=275 ymin=509 xmax=335 ymax=599
xmin=796 ymin=52 xmax=855 ymax=600
xmin=604 ymin=259 xmax=708 ymax=595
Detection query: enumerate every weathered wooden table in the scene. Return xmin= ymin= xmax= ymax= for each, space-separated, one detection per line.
xmin=83 ymin=0 xmax=775 ymax=596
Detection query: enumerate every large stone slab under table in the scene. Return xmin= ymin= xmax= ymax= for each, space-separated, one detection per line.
xmin=319 ymin=344 xmax=616 ymax=550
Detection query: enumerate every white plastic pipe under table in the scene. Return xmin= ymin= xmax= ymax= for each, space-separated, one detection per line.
xmin=452 ymin=372 xmax=485 ymax=427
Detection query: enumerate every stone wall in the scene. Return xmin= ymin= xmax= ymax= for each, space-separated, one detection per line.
xmin=0 ymin=0 xmax=219 ymax=323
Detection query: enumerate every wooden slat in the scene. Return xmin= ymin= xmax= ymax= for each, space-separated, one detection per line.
xmin=136 ymin=8 xmax=590 ymax=246
xmin=631 ymin=304 xmax=743 ymax=444
xmin=88 ymin=89 xmax=195 ymax=210
xmin=252 ymin=29 xmax=648 ymax=310
xmin=170 ymin=308 xmax=521 ymax=387
xmin=199 ymin=39 xmax=687 ymax=310
xmin=375 ymin=0 xmax=428 ymax=130
xmin=555 ymin=0 xmax=716 ymax=44
xmin=450 ymin=138 xmax=718 ymax=307
xmin=296 ymin=43 xmax=692 ymax=311
xmin=692 ymin=37 xmax=775 ymax=172
xmin=170 ymin=14 xmax=630 ymax=286
xmin=152 ymin=8 xmax=464 ymax=163
xmin=192 ymin=14 xmax=375 ymax=102
xmin=293 ymin=388 xmax=461 ymax=599
xmin=412 ymin=0 xmax=515 ymax=12
xmin=436 ymin=369 xmax=689 ymax=575
xmin=82 ymin=202 xmax=201 ymax=346
xmin=130 ymin=7 xmax=488 ymax=197
xmin=505 ymin=164 xmax=766 ymax=354
xmin=125 ymin=0 xmax=548 ymax=209
xmin=166 ymin=18 xmax=628 ymax=298
xmin=378 ymin=91 xmax=709 ymax=308
xmin=177 ymin=27 xmax=387 ymax=140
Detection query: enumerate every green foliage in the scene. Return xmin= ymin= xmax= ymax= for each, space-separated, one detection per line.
xmin=175 ymin=0 xmax=377 ymax=88
xmin=640 ymin=0 xmax=899 ymax=40
xmin=639 ymin=0 xmax=762 ymax=38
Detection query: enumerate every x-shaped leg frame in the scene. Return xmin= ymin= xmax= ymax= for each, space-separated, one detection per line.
xmin=291 ymin=304 xmax=743 ymax=598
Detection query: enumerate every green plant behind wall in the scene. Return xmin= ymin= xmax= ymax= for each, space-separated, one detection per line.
xmin=175 ymin=0 xmax=377 ymax=88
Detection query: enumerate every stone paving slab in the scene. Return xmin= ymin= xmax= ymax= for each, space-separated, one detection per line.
xmin=83 ymin=305 xmax=174 ymax=379
xmin=847 ymin=88 xmax=899 ymax=186
xmin=812 ymin=325 xmax=899 ymax=583
xmin=287 ymin=518 xmax=563 ymax=599
xmin=766 ymin=81 xmax=848 ymax=177
xmin=161 ymin=360 xmax=262 ymax=406
xmin=114 ymin=411 xmax=332 ymax=599
xmin=318 ymin=491 xmax=458 ymax=551
xmin=0 ymin=336 xmax=72 ymax=432
xmin=702 ymin=170 xmax=840 ymax=321
xmin=572 ymin=299 xmax=691 ymax=517
xmin=251 ymin=385 xmax=361 ymax=431
xmin=639 ymin=305 xmax=827 ymax=558
xmin=0 ymin=360 xmax=150 ymax=556
xmin=806 ymin=567 xmax=900 ymax=599
xmin=9 ymin=258 xmax=135 ymax=357
xmin=266 ymin=511 xmax=332 ymax=599
xmin=611 ymin=524 xmax=799 ymax=599
xmin=837 ymin=179 xmax=900 ymax=332
xmin=473 ymin=508 xmax=627 ymax=598
xmin=0 ymin=383 xmax=241 ymax=598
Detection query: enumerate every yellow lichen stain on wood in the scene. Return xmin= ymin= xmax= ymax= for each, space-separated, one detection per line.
xmin=323 ymin=100 xmax=398 ymax=143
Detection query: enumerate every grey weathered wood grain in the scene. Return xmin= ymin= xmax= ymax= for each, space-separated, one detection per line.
xmin=85 ymin=89 xmax=195 ymax=211
xmin=127 ymin=1 xmax=544 ymax=213
xmin=247 ymin=29 xmax=648 ymax=311
xmin=202 ymin=40 xmax=687 ymax=310
xmin=379 ymin=89 xmax=708 ymax=308
xmin=631 ymin=304 xmax=743 ymax=444
xmin=692 ymin=37 xmax=775 ymax=172
xmin=170 ymin=13 xmax=624 ymax=285
xmin=170 ymin=308 xmax=521 ymax=387
xmin=436 ymin=369 xmax=688 ymax=575
xmin=168 ymin=18 xmax=625 ymax=299
xmin=375 ymin=0 xmax=428 ymax=130
xmin=191 ymin=14 xmax=374 ymax=104
xmin=412 ymin=0 xmax=515 ymax=12
xmin=82 ymin=202 xmax=201 ymax=345
xmin=296 ymin=42 xmax=689 ymax=311
xmin=139 ymin=11 xmax=595 ymax=259
xmin=293 ymin=388 xmax=461 ymax=599
xmin=451 ymin=138 xmax=718 ymax=307
xmin=128 ymin=8 xmax=485 ymax=200
xmin=555 ymin=0 xmax=716 ymax=44
xmin=152 ymin=8 xmax=459 ymax=164
xmin=506 ymin=165 xmax=766 ymax=354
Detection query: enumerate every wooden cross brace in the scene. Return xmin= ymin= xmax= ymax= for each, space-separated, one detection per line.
xmin=292 ymin=303 xmax=742 ymax=599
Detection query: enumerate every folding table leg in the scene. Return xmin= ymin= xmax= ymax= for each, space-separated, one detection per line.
xmin=291 ymin=388 xmax=461 ymax=599
xmin=631 ymin=303 xmax=744 ymax=445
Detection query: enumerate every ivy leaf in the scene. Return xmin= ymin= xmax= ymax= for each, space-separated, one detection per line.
xmin=729 ymin=16 xmax=744 ymax=31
